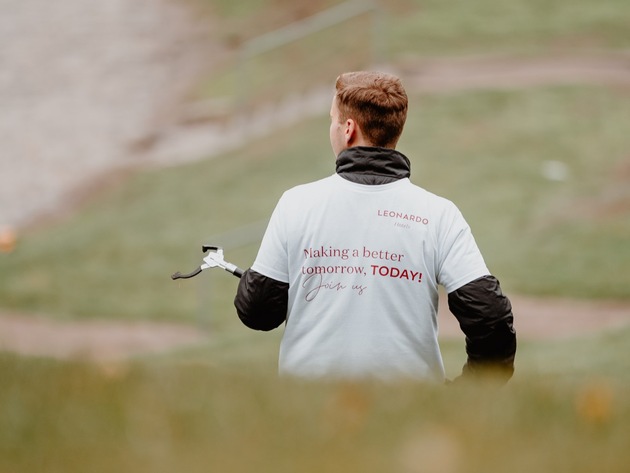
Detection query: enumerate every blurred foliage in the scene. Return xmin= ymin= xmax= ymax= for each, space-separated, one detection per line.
xmin=1 ymin=332 xmax=630 ymax=473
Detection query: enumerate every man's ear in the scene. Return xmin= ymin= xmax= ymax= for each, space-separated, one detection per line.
xmin=344 ymin=118 xmax=357 ymax=145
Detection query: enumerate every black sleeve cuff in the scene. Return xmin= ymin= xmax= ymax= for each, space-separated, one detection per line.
xmin=448 ymin=275 xmax=517 ymax=380
xmin=234 ymin=269 xmax=288 ymax=331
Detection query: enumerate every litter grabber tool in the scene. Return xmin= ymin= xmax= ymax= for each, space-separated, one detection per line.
xmin=171 ymin=245 xmax=244 ymax=280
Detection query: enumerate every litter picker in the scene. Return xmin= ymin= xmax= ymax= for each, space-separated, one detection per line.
xmin=171 ymin=245 xmax=244 ymax=280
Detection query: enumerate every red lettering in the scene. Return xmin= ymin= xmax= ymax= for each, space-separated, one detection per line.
xmin=370 ymin=265 xmax=423 ymax=284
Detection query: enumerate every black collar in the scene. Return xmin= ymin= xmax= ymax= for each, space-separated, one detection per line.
xmin=336 ymin=146 xmax=411 ymax=185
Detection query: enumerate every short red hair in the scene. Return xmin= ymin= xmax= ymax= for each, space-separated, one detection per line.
xmin=335 ymin=71 xmax=408 ymax=148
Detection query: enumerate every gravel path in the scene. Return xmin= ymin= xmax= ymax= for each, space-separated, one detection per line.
xmin=0 ymin=294 xmax=628 ymax=362
xmin=0 ymin=311 xmax=205 ymax=361
xmin=0 ymin=0 xmax=212 ymax=230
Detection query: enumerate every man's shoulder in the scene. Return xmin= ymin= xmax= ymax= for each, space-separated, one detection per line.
xmin=282 ymin=174 xmax=338 ymax=196
xmin=405 ymin=181 xmax=458 ymax=209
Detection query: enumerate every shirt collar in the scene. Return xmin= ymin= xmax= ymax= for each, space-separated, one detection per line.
xmin=335 ymin=146 xmax=411 ymax=185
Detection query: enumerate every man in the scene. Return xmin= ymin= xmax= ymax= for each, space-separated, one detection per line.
xmin=234 ymin=71 xmax=516 ymax=382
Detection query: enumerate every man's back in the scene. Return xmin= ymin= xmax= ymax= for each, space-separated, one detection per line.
xmin=251 ymin=148 xmax=490 ymax=380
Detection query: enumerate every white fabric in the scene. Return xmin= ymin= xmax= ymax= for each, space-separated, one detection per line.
xmin=252 ymin=174 xmax=489 ymax=381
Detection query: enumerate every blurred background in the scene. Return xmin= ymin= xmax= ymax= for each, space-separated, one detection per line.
xmin=1 ymin=0 xmax=630 ymax=472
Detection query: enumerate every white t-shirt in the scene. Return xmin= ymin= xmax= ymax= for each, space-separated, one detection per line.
xmin=252 ymin=174 xmax=489 ymax=381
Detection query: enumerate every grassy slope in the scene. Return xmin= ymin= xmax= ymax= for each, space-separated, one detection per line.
xmin=0 ymin=85 xmax=628 ymax=323
xmin=0 ymin=119 xmax=330 ymax=323
xmin=388 ymin=0 xmax=630 ymax=57
xmin=192 ymin=0 xmax=630 ymax=54
xmin=192 ymin=0 xmax=630 ymax=103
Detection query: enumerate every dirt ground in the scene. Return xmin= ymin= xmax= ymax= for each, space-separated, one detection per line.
xmin=0 ymin=294 xmax=629 ymax=362
xmin=1 ymin=0 xmax=629 ymax=361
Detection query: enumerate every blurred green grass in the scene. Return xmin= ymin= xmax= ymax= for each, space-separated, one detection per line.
xmin=388 ymin=0 xmax=630 ymax=57
xmin=1 ymin=328 xmax=629 ymax=473
xmin=193 ymin=0 xmax=630 ymax=54
xmin=191 ymin=0 xmax=630 ymax=104
xmin=0 ymin=85 xmax=628 ymax=323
